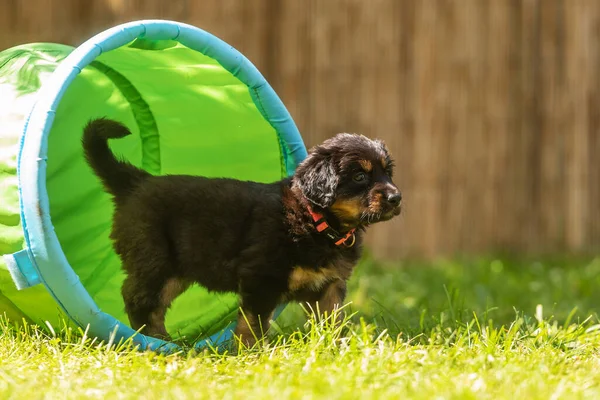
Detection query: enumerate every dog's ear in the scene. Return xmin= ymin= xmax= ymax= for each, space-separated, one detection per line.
xmin=293 ymin=150 xmax=339 ymax=208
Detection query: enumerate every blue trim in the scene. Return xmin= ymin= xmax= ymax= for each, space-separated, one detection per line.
xmin=3 ymin=249 xmax=40 ymax=290
xmin=17 ymin=20 xmax=307 ymax=353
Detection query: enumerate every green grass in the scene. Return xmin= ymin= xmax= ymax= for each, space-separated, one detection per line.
xmin=2 ymin=255 xmax=600 ymax=399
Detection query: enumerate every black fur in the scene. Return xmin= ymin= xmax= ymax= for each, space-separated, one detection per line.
xmin=82 ymin=118 xmax=402 ymax=348
xmin=82 ymin=118 xmax=149 ymax=198
xmin=294 ymin=149 xmax=339 ymax=208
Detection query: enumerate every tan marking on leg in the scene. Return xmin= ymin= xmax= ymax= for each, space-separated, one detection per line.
xmin=235 ymin=311 xmax=257 ymax=348
xmin=309 ymin=279 xmax=347 ymax=325
xmin=288 ymin=267 xmax=340 ymax=292
xmin=234 ymin=309 xmax=272 ymax=349
xmin=147 ymin=278 xmax=190 ymax=339
xmin=160 ymin=278 xmax=190 ymax=305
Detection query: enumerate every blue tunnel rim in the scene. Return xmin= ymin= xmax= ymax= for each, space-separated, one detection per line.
xmin=16 ymin=19 xmax=308 ymax=352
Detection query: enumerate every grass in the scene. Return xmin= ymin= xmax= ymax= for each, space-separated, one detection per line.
xmin=2 ymin=255 xmax=600 ymax=399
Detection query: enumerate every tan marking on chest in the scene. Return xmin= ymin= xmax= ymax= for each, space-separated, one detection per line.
xmin=331 ymin=198 xmax=362 ymax=220
xmin=289 ymin=267 xmax=340 ymax=292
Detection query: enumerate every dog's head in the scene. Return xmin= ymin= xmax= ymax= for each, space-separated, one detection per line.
xmin=293 ymin=133 xmax=401 ymax=229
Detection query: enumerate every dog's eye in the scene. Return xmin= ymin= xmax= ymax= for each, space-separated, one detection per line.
xmin=353 ymin=172 xmax=367 ymax=183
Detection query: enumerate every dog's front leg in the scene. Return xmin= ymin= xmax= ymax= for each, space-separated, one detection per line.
xmin=234 ymin=307 xmax=273 ymax=349
xmin=308 ymin=279 xmax=348 ymax=325
xmin=234 ymin=289 xmax=279 ymax=350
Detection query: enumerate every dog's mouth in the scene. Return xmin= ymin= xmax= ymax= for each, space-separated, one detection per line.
xmin=360 ymin=204 xmax=401 ymax=225
xmin=379 ymin=205 xmax=402 ymax=221
xmin=331 ymin=196 xmax=401 ymax=229
xmin=384 ymin=205 xmax=402 ymax=219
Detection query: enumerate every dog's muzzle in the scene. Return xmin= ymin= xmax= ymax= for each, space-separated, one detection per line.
xmin=380 ymin=189 xmax=402 ymax=219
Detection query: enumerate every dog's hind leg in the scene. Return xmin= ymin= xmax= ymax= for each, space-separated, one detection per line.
xmin=114 ymin=217 xmax=191 ymax=340
xmin=121 ymin=273 xmax=190 ymax=340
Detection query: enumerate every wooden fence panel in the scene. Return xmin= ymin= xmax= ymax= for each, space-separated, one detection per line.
xmin=1 ymin=0 xmax=599 ymax=259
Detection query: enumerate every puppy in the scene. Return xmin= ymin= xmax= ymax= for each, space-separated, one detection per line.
xmin=82 ymin=118 xmax=402 ymax=348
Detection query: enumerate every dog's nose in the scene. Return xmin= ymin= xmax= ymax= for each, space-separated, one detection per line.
xmin=386 ymin=192 xmax=402 ymax=206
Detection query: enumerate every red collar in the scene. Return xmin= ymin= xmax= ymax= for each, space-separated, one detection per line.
xmin=306 ymin=203 xmax=356 ymax=247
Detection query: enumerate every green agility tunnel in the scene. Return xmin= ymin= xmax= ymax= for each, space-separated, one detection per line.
xmin=0 ymin=20 xmax=307 ymax=351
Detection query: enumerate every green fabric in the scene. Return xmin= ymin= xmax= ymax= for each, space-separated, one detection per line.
xmin=0 ymin=44 xmax=74 ymax=328
xmin=0 ymin=40 xmax=285 ymax=342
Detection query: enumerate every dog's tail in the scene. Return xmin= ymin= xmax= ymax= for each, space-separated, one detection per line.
xmin=82 ymin=118 xmax=150 ymax=199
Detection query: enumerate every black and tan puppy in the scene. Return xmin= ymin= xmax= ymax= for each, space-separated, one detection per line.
xmin=82 ymin=118 xmax=402 ymax=347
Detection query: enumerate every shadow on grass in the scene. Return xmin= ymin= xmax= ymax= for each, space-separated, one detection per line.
xmin=275 ymin=253 xmax=600 ymax=342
